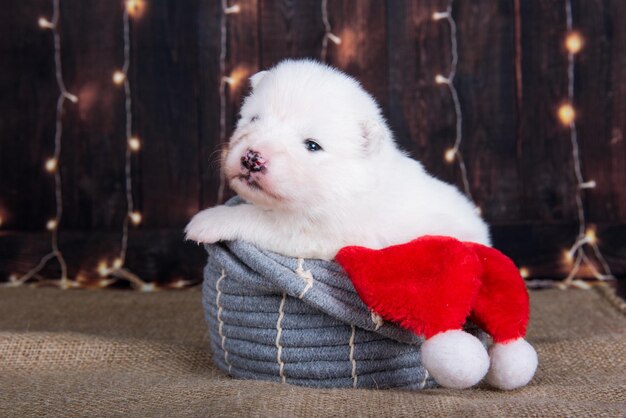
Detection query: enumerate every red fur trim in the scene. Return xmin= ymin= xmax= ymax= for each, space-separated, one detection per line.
xmin=335 ymin=236 xmax=529 ymax=342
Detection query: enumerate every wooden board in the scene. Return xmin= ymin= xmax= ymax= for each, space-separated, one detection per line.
xmin=0 ymin=0 xmax=624 ymax=282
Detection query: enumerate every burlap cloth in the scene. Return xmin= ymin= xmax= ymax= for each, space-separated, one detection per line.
xmin=0 ymin=286 xmax=624 ymax=417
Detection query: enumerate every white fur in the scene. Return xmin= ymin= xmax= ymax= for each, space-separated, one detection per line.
xmin=421 ymin=330 xmax=490 ymax=389
xmin=186 ymin=59 xmax=490 ymax=259
xmin=486 ymin=338 xmax=538 ymax=390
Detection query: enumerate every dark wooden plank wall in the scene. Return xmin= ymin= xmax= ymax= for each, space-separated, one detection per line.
xmin=0 ymin=0 xmax=624 ymax=285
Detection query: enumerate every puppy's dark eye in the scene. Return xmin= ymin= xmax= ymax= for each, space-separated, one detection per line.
xmin=304 ymin=139 xmax=323 ymax=152
xmin=250 ymin=115 xmax=259 ymax=122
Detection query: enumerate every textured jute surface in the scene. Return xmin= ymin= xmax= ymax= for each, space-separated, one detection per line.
xmin=0 ymin=286 xmax=624 ymax=417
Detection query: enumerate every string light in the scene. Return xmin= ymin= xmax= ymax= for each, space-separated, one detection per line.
xmin=216 ymin=1 xmax=240 ymax=204
xmin=125 ymin=0 xmax=146 ymax=18
xmin=45 ymin=157 xmax=58 ymax=172
xmin=5 ymin=0 xmax=192 ymax=291
xmin=38 ymin=17 xmax=54 ymax=29
xmin=557 ymin=102 xmax=575 ymax=126
xmin=129 ymin=211 xmax=142 ymax=225
xmin=91 ymin=0 xmax=152 ymax=292
xmin=113 ymin=70 xmax=126 ymax=85
xmin=444 ymin=148 xmax=456 ymax=163
xmin=321 ymin=0 xmax=341 ymax=63
xmin=46 ymin=219 xmax=58 ymax=231
xmin=128 ymin=137 xmax=141 ymax=151
xmin=433 ymin=0 xmax=474 ymax=203
xmin=519 ymin=267 xmax=530 ymax=279
xmin=559 ymin=0 xmax=613 ymax=286
xmin=9 ymin=0 xmax=77 ymax=289
xmin=565 ymin=31 xmax=583 ymax=54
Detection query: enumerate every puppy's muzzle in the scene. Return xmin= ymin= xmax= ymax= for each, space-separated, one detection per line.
xmin=241 ymin=149 xmax=266 ymax=173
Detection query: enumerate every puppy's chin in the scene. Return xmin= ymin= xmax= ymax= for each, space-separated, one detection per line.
xmin=228 ymin=174 xmax=281 ymax=209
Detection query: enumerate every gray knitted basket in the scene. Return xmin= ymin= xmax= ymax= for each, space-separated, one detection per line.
xmin=202 ymin=238 xmax=452 ymax=390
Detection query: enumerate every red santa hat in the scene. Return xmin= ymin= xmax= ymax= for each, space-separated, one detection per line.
xmin=335 ymin=235 xmax=538 ymax=390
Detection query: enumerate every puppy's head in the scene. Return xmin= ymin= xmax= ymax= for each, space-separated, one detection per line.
xmin=223 ymin=60 xmax=393 ymax=212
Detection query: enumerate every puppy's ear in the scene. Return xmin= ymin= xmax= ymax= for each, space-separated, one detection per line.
xmin=360 ymin=119 xmax=386 ymax=155
xmin=249 ymin=71 xmax=268 ymax=89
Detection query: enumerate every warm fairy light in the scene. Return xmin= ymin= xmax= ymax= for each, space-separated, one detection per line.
xmin=432 ymin=11 xmax=449 ymax=21
xmin=97 ymin=261 xmax=110 ymax=277
xmin=15 ymin=0 xmax=73 ymax=288
xmin=433 ymin=2 xmax=474 ymax=204
xmin=585 ymin=227 xmax=597 ymax=244
xmin=46 ymin=219 xmax=58 ymax=231
xmin=45 ymin=158 xmax=58 ymax=172
xmin=38 ymin=17 xmax=54 ymax=29
xmin=141 ymin=282 xmax=156 ymax=292
xmin=224 ymin=4 xmax=241 ymax=14
xmin=558 ymin=103 xmax=576 ymax=126
xmin=519 ymin=267 xmax=530 ymax=279
xmin=113 ymin=71 xmax=126 ymax=85
xmin=125 ymin=0 xmax=146 ymax=18
xmin=444 ymin=148 xmax=456 ymax=163
xmin=222 ymin=76 xmax=235 ymax=86
xmin=0 ymin=216 xmax=3 ymax=227
xmin=435 ymin=74 xmax=449 ymax=84
xmin=559 ymin=0 xmax=613 ymax=284
xmin=129 ymin=211 xmax=142 ymax=225
xmin=128 ymin=137 xmax=141 ymax=151
xmin=563 ymin=249 xmax=574 ymax=265
xmin=565 ymin=31 xmax=583 ymax=54
xmin=113 ymin=258 xmax=124 ymax=269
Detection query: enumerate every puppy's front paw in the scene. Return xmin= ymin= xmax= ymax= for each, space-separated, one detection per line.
xmin=185 ymin=206 xmax=233 ymax=244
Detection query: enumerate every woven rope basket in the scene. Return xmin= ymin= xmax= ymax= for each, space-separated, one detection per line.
xmin=203 ymin=231 xmax=488 ymax=389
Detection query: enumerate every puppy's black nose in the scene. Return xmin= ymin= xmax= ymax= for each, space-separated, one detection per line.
xmin=241 ymin=149 xmax=266 ymax=172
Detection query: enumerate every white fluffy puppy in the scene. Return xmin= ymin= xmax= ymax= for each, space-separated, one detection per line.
xmin=186 ymin=59 xmax=490 ymax=259
xmin=186 ymin=59 xmax=499 ymax=390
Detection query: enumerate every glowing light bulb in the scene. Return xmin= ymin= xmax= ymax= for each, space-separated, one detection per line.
xmin=585 ymin=227 xmax=597 ymax=244
xmin=45 ymin=158 xmax=58 ymax=172
xmin=222 ymin=76 xmax=235 ymax=86
xmin=558 ymin=103 xmax=575 ymax=126
xmin=129 ymin=211 xmax=142 ymax=225
xmin=519 ymin=267 xmax=530 ymax=279
xmin=113 ymin=71 xmax=126 ymax=85
xmin=97 ymin=261 xmax=110 ymax=277
xmin=432 ymin=11 xmax=449 ymax=21
xmin=435 ymin=74 xmax=449 ymax=84
xmin=224 ymin=4 xmax=241 ymax=14
xmin=563 ymin=249 xmax=574 ymax=265
xmin=128 ymin=137 xmax=141 ymax=151
xmin=126 ymin=0 xmax=146 ymax=17
xmin=326 ymin=33 xmax=342 ymax=45
xmin=112 ymin=258 xmax=124 ymax=269
xmin=141 ymin=282 xmax=156 ymax=292
xmin=565 ymin=31 xmax=583 ymax=54
xmin=38 ymin=17 xmax=54 ymax=29
xmin=46 ymin=219 xmax=58 ymax=230
xmin=444 ymin=148 xmax=456 ymax=163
